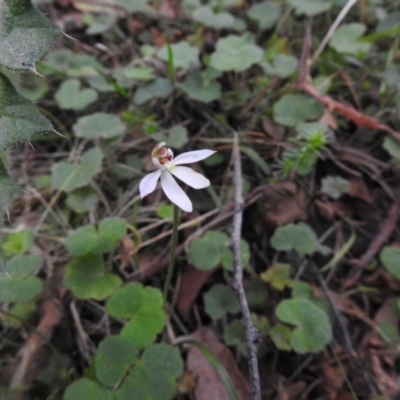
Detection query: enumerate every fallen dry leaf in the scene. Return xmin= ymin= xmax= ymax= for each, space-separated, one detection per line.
xmin=187 ymin=327 xmax=251 ymax=400
xmin=262 ymin=182 xmax=307 ymax=227
xmin=176 ymin=265 xmax=217 ymax=318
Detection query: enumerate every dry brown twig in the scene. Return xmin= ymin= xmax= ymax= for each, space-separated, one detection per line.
xmin=231 ymin=134 xmax=261 ymax=400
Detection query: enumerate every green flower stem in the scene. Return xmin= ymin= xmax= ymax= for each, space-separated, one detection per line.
xmin=163 ymin=205 xmax=179 ymax=302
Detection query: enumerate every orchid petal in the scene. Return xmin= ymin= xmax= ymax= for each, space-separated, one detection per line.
xmin=160 ymin=171 xmax=193 ymax=212
xmin=173 ymin=149 xmax=216 ymax=165
xmin=170 ymin=166 xmax=210 ymax=189
xmin=139 ymin=170 xmax=161 ymax=198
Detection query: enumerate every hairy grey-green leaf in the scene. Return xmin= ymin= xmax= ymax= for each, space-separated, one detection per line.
xmin=0 ymin=72 xmax=52 ymax=151
xmin=0 ymin=160 xmax=18 ymax=211
xmin=0 ymin=0 xmax=61 ymax=70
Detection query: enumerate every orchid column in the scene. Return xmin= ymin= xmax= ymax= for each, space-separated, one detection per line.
xmin=140 ymin=142 xmax=216 ymax=301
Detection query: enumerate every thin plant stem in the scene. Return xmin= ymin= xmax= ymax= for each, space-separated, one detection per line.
xmin=163 ymin=204 xmax=180 ymax=302
xmin=231 ymin=134 xmax=261 ymax=400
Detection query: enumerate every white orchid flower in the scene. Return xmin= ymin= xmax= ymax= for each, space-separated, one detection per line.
xmin=139 ymin=142 xmax=216 ymax=212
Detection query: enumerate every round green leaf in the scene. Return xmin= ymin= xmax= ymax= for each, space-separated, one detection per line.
xmin=321 ymin=176 xmax=350 ymax=199
xmin=73 ymin=113 xmax=126 ymax=139
xmin=273 ymin=94 xmax=324 ymax=127
xmin=107 ymin=283 xmax=166 ymax=348
xmin=6 ymin=254 xmax=42 ymax=279
xmin=287 ymin=0 xmax=331 ymax=17
xmin=275 ymin=298 xmax=332 ymax=354
xmin=210 ymin=35 xmax=263 ymax=72
xmin=55 ymin=79 xmax=98 ymax=111
xmin=116 ymin=344 xmax=183 ymax=400
xmin=98 ymin=217 xmax=127 ymax=241
xmin=260 ymin=263 xmax=293 ymax=291
xmin=133 ymin=78 xmax=173 ymax=105
xmin=193 ymin=6 xmax=235 ymax=30
xmin=66 ymin=187 xmax=99 ymax=214
xmin=221 ymin=239 xmax=250 ymax=271
xmin=2 ymin=229 xmax=33 ymax=255
xmin=380 ymin=246 xmax=400 ymax=280
xmin=64 ymin=254 xmax=121 ymax=300
xmin=0 ymin=276 xmax=42 ymax=303
xmin=330 ymin=23 xmax=371 ymax=57
xmin=63 ymin=378 xmax=114 ymax=400
xmin=248 ymin=2 xmax=281 ymax=30
xmin=270 ymin=323 xmax=292 ymax=351
xmin=65 ymin=226 xmax=98 ymax=257
xmin=180 ymin=72 xmax=221 ymax=103
xmin=96 ymin=336 xmax=138 ymax=388
xmin=203 ymin=284 xmax=240 ymax=320
xmin=261 ymin=54 xmax=298 ymax=78
xmin=157 ymin=42 xmax=199 ymax=70
xmin=52 ymin=147 xmax=103 ymax=193
xmin=270 ymin=223 xmax=317 ymax=254
xmin=152 ymin=124 xmax=189 ymax=149
xmin=188 ymin=231 xmax=229 ymax=270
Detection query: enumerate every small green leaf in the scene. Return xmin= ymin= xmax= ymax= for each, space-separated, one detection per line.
xmin=0 ymin=276 xmax=42 ymax=303
xmin=276 ymin=298 xmax=332 ymax=353
xmin=55 ymin=79 xmax=98 ymax=110
xmin=64 ymin=254 xmax=121 ymax=300
xmin=52 ymin=147 xmax=103 ymax=193
xmin=273 ymin=94 xmax=324 ymax=127
xmin=270 ymin=323 xmax=292 ymax=351
xmin=86 ymin=13 xmax=117 ymax=35
xmin=0 ymin=0 xmax=61 ymax=70
xmin=6 ymin=254 xmax=42 ymax=279
xmin=383 ymin=136 xmax=400 ymax=160
xmin=116 ymin=344 xmax=183 ymax=400
xmin=240 ymin=145 xmax=270 ymax=175
xmin=244 ymin=277 xmax=268 ymax=307
xmin=330 ymin=23 xmax=371 ymax=57
xmin=65 ymin=226 xmax=98 ymax=257
xmin=188 ymin=231 xmax=249 ymax=271
xmin=320 ymin=176 xmax=350 ymax=199
xmin=122 ymin=66 xmax=155 ymax=81
xmin=210 ymin=35 xmax=263 ymax=72
xmin=180 ymin=72 xmax=221 ymax=103
xmin=0 ymin=72 xmax=52 ymax=151
xmin=260 ymin=263 xmax=293 ymax=291
xmin=271 ymin=223 xmax=318 ymax=254
xmin=98 ymin=217 xmax=127 ymax=241
xmin=96 ymin=336 xmax=138 ymax=388
xmin=287 ymin=0 xmax=331 ymax=16
xmin=156 ymin=204 xmax=173 ymax=219
xmin=66 ymin=187 xmax=99 ymax=214
xmin=193 ymin=6 xmax=235 ymax=29
xmin=188 ymin=231 xmax=229 ymax=270
xmin=248 ymin=2 xmax=281 ymax=30
xmin=203 ymin=284 xmax=240 ymax=320
xmin=157 ymin=42 xmax=199 ymax=69
xmin=2 ymin=229 xmax=33 ymax=255
xmin=262 ymin=54 xmax=298 ymax=78
xmin=107 ymin=282 xmax=166 ymax=348
xmin=224 ymin=319 xmax=247 ymax=355
xmin=152 ymin=125 xmax=189 ymax=149
xmin=221 ymin=239 xmax=250 ymax=271
xmin=73 ymin=113 xmax=126 ymax=139
xmin=380 ymin=246 xmax=400 ymax=280
xmin=115 ymin=0 xmax=151 ymax=13
xmin=134 ymin=78 xmax=173 ymax=105
xmin=63 ymin=378 xmax=114 ymax=400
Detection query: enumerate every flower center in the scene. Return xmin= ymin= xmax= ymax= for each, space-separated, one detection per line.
xmin=152 ymin=142 xmax=174 ymax=166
